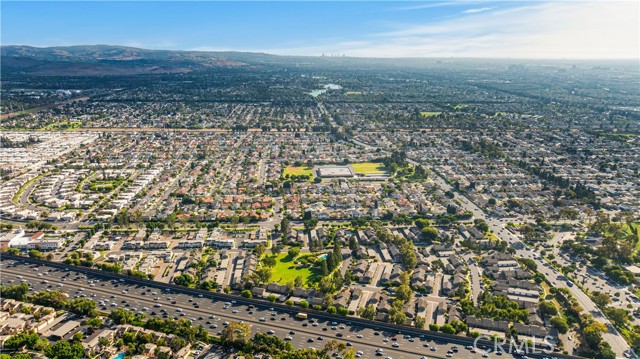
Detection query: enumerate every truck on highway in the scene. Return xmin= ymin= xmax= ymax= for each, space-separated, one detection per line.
xmin=295 ymin=313 xmax=308 ymax=320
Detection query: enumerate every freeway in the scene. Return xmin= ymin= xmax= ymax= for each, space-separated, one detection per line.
xmin=0 ymin=257 xmax=580 ymax=359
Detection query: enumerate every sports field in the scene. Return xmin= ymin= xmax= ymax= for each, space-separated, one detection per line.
xmin=351 ymin=162 xmax=386 ymax=174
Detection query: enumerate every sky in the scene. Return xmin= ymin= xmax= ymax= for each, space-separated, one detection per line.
xmin=1 ymin=1 xmax=638 ymax=59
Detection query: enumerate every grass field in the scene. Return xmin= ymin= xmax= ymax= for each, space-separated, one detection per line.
xmin=42 ymin=120 xmax=82 ymax=131
xmin=484 ymin=232 xmax=500 ymax=241
xmin=283 ymin=166 xmax=314 ymax=177
xmin=269 ymin=252 xmax=320 ymax=286
xmin=420 ymin=112 xmax=442 ymax=117
xmin=346 ymin=91 xmax=363 ymax=95
xmin=351 ymin=162 xmax=386 ymax=174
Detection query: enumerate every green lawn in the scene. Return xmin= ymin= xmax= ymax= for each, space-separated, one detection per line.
xmin=351 ymin=162 xmax=386 ymax=175
xmin=484 ymin=232 xmax=500 ymax=241
xmin=283 ymin=166 xmax=314 ymax=177
xmin=420 ymin=112 xmax=441 ymax=117
xmin=42 ymin=120 xmax=82 ymax=131
xmin=269 ymin=252 xmax=321 ymax=287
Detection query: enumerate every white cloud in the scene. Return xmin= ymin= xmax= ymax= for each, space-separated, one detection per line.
xmin=463 ymin=7 xmax=493 ymax=14
xmin=394 ymin=2 xmax=462 ymax=11
xmin=263 ymin=1 xmax=639 ymax=59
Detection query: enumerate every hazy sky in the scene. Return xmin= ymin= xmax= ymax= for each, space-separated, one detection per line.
xmin=2 ymin=1 xmax=638 ymax=59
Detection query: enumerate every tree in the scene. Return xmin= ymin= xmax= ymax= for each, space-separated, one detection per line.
xmin=592 ymin=256 xmax=608 ymax=269
xmin=520 ymin=224 xmax=536 ymax=240
xmin=252 ymin=267 xmax=272 ymax=285
xmin=263 ymin=256 xmax=277 ymax=268
xmin=591 ymin=291 xmax=611 ymax=308
xmin=241 ymin=290 xmax=253 ymax=298
xmin=268 ymin=294 xmax=277 ymax=303
xmin=320 ymin=260 xmax=329 ymax=276
xmin=596 ymin=343 xmax=617 ymax=359
xmin=474 ymin=220 xmax=489 ymax=233
xmin=583 ymin=321 xmax=607 ymax=349
xmin=72 ymin=332 xmax=84 ymax=342
xmin=110 ymin=308 xmax=135 ymax=324
xmin=550 ymin=316 xmax=569 ymax=334
xmin=415 ymin=218 xmax=431 ymax=229
xmin=69 ymin=297 xmax=96 ymax=316
xmin=421 ymin=226 xmax=439 ymax=241
xmin=604 ymin=307 xmax=630 ymax=327
xmin=294 ymin=275 xmax=304 ymax=288
xmin=396 ymin=284 xmax=412 ymax=302
xmin=539 ymin=301 xmax=558 ymax=317
xmin=1 ymin=283 xmax=30 ymax=301
xmin=3 ymin=332 xmax=40 ymax=350
xmin=220 ymin=321 xmax=251 ymax=344
xmin=357 ymin=304 xmax=376 ymax=320
xmin=45 ymin=340 xmax=85 ymax=359
xmin=440 ymin=324 xmax=456 ymax=334
xmin=288 ymin=247 xmax=300 ymax=259
xmin=255 ymin=244 xmax=266 ymax=258
xmin=31 ymin=290 xmax=70 ymax=309
xmin=271 ymin=245 xmax=282 ymax=255
xmin=28 ymin=249 xmax=45 ymax=259
xmin=415 ymin=316 xmax=426 ymax=329
xmin=303 ymin=218 xmax=318 ymax=232
xmin=86 ymin=317 xmax=103 ymax=329
xmin=173 ymin=273 xmax=195 ymax=287
xmin=281 ymin=217 xmax=291 ymax=233
xmin=519 ymin=258 xmax=537 ymax=272
xmin=169 ymin=337 xmax=187 ymax=352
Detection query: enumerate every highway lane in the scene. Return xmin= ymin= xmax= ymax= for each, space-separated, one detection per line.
xmin=1 ymin=260 xmax=474 ymax=359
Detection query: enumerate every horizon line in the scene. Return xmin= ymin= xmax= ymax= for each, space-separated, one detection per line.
xmin=2 ymin=44 xmax=639 ymax=61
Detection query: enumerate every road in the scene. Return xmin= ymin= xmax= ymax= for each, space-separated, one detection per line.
xmin=0 ymin=257 xmax=580 ymax=359
xmin=464 ymin=255 xmax=483 ymax=306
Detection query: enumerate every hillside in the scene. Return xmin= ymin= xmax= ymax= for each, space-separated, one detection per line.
xmin=0 ymin=45 xmax=251 ymax=76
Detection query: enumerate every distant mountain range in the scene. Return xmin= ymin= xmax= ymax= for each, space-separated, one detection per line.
xmin=0 ymin=45 xmax=262 ymax=76
xmin=5 ymin=45 xmax=627 ymax=77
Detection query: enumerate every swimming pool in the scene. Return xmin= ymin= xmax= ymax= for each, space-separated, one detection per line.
xmin=112 ymin=353 xmax=125 ymax=359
